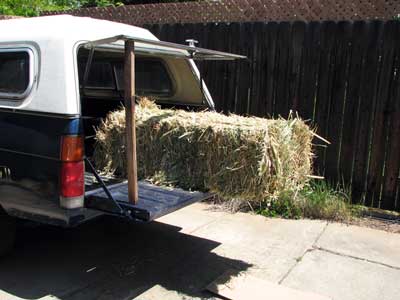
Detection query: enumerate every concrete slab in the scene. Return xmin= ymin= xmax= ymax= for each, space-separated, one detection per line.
xmin=283 ymin=249 xmax=400 ymax=300
xmin=134 ymin=285 xmax=209 ymax=300
xmin=191 ymin=213 xmax=327 ymax=282
xmin=158 ymin=202 xmax=227 ymax=234
xmin=2 ymin=202 xmax=400 ymax=300
xmin=207 ymin=269 xmax=332 ymax=300
xmin=0 ymin=216 xmax=251 ymax=300
xmin=317 ymin=223 xmax=400 ymax=268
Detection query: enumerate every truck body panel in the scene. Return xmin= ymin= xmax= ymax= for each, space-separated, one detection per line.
xmin=0 ymin=15 xmax=242 ymax=227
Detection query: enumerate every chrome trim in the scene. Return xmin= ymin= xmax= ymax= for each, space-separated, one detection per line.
xmin=60 ymin=195 xmax=85 ymax=209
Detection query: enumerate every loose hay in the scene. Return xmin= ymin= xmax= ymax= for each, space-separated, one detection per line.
xmin=93 ymin=99 xmax=314 ymax=205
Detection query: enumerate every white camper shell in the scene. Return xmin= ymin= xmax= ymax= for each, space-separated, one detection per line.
xmin=0 ymin=15 xmax=244 ymax=114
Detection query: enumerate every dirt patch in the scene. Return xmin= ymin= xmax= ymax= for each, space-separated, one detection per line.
xmin=206 ymin=200 xmax=400 ymax=234
xmin=346 ymin=217 xmax=400 ymax=234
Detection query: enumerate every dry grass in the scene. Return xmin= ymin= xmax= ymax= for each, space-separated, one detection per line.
xmin=94 ymin=99 xmax=315 ymax=205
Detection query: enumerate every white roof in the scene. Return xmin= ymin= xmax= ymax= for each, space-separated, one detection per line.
xmin=0 ymin=16 xmax=218 ymax=114
xmin=0 ymin=15 xmax=158 ymax=44
xmin=0 ymin=15 xmax=160 ymax=115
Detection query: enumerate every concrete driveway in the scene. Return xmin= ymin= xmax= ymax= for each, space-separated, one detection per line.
xmin=0 ymin=203 xmax=399 ymax=300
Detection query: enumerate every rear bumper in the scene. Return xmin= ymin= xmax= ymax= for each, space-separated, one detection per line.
xmin=1 ymin=179 xmax=212 ymax=227
xmin=5 ymin=206 xmax=103 ymax=227
xmin=1 ymin=196 xmax=103 ymax=227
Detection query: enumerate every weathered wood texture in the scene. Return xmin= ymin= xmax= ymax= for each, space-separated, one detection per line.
xmin=124 ymin=40 xmax=138 ymax=204
xmin=145 ymin=21 xmax=400 ymax=211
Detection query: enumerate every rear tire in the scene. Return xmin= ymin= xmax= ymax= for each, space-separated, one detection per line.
xmin=0 ymin=208 xmax=16 ymax=257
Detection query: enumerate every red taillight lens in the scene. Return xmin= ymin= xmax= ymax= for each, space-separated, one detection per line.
xmin=60 ymin=161 xmax=84 ymax=198
xmin=61 ymin=136 xmax=84 ymax=162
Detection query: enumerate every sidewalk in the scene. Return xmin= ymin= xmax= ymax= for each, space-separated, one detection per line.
xmin=0 ymin=202 xmax=399 ymax=300
xmin=144 ymin=203 xmax=400 ymax=300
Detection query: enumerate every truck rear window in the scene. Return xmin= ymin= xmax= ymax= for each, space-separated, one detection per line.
xmin=79 ymin=56 xmax=173 ymax=97
xmin=115 ymin=60 xmax=173 ymax=96
xmin=0 ymin=51 xmax=30 ymax=97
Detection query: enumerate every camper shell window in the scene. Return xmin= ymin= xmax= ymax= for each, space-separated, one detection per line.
xmin=78 ymin=52 xmax=174 ymax=97
xmin=0 ymin=49 xmax=33 ymax=99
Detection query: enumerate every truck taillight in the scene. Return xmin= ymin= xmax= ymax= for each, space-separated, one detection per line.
xmin=60 ymin=135 xmax=85 ymax=209
xmin=61 ymin=135 xmax=84 ymax=162
xmin=61 ymin=161 xmax=84 ymax=198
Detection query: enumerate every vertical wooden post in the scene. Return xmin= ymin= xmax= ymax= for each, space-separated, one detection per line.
xmin=124 ymin=40 xmax=138 ymax=204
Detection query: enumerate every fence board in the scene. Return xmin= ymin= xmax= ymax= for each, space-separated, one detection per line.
xmin=235 ymin=23 xmax=253 ymax=114
xmin=324 ymin=21 xmax=353 ymax=182
xmin=263 ymin=22 xmax=278 ymax=116
xmin=249 ymin=22 xmax=265 ymax=116
xmin=226 ymin=23 xmax=241 ymax=113
xmin=381 ymin=22 xmax=400 ymax=210
xmin=288 ymin=21 xmax=306 ymax=112
xmin=297 ymin=21 xmax=321 ymax=121
xmin=313 ymin=21 xmax=337 ymax=176
xmin=274 ymin=22 xmax=292 ymax=117
xmin=352 ymin=21 xmax=383 ymax=204
xmin=365 ymin=21 xmax=398 ymax=208
xmin=339 ymin=21 xmax=368 ymax=189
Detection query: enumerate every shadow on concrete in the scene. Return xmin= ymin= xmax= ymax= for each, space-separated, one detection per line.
xmin=0 ymin=216 xmax=251 ymax=299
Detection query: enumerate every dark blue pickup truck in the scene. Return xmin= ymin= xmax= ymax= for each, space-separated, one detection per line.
xmin=0 ymin=15 xmax=244 ymax=255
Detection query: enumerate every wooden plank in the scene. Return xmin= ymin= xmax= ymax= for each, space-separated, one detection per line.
xmin=396 ymin=178 xmax=400 ymax=212
xmin=324 ymin=21 xmax=352 ymax=182
xmin=234 ymin=23 xmax=253 ymax=115
xmin=216 ymin=23 xmax=230 ymax=113
xmin=262 ymin=21 xmax=278 ymax=116
xmin=249 ymin=22 xmax=265 ymax=116
xmin=381 ymin=101 xmax=400 ymax=210
xmin=381 ymin=21 xmax=400 ymax=210
xmin=313 ymin=21 xmax=337 ymax=176
xmin=297 ymin=21 xmax=322 ymax=121
xmin=124 ymin=40 xmax=138 ymax=204
xmin=339 ymin=21 xmax=368 ymax=190
xmin=158 ymin=23 xmax=169 ymax=41
xmin=351 ymin=21 xmax=383 ymax=204
xmin=288 ymin=21 xmax=306 ymax=112
xmin=226 ymin=22 xmax=241 ymax=114
xmin=274 ymin=21 xmax=291 ymax=117
xmin=365 ymin=21 xmax=397 ymax=208
xmin=176 ymin=22 xmax=186 ymax=44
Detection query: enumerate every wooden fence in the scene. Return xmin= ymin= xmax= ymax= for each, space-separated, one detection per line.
xmin=145 ymin=20 xmax=400 ymax=211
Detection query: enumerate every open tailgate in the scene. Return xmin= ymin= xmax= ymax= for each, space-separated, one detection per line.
xmin=85 ymin=180 xmax=212 ymax=222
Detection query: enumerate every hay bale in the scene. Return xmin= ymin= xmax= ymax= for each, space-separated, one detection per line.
xmin=93 ymin=99 xmax=314 ymax=204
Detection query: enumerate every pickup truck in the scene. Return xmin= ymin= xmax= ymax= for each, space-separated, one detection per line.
xmin=0 ymin=15 xmax=244 ymax=255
